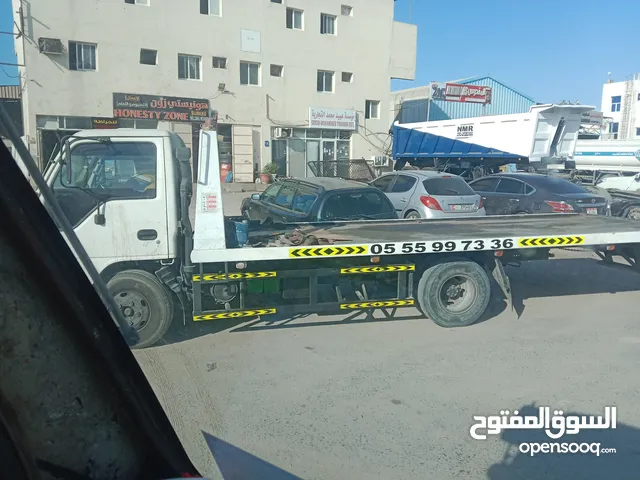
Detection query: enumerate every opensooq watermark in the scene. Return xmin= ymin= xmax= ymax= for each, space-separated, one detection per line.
xmin=469 ymin=406 xmax=617 ymax=456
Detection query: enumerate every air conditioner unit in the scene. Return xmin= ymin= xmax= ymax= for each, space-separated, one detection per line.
xmin=38 ymin=38 xmax=64 ymax=55
xmin=373 ymin=155 xmax=389 ymax=167
xmin=273 ymin=127 xmax=292 ymax=138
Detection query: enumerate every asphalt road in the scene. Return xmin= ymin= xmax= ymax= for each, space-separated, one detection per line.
xmin=135 ymin=194 xmax=640 ymax=480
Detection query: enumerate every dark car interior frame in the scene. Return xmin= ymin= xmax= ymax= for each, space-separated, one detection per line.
xmin=0 ymin=108 xmax=199 ymax=479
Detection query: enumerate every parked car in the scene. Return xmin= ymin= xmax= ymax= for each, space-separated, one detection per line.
xmin=370 ymin=170 xmax=486 ymax=219
xmin=241 ymin=177 xmax=398 ymax=223
xmin=468 ymin=173 xmax=609 ymax=215
xmin=596 ymin=172 xmax=640 ymax=193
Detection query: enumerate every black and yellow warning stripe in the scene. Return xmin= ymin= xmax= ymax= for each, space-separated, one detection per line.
xmin=289 ymin=245 xmax=368 ymax=258
xmin=193 ymin=308 xmax=276 ymax=321
xmin=340 ymin=265 xmax=415 ymax=274
xmin=339 ymin=299 xmax=414 ymax=310
xmin=518 ymin=236 xmax=584 ymax=248
xmin=193 ymin=271 xmax=276 ymax=282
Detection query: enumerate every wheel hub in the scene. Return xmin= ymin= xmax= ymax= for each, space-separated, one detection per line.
xmin=445 ymin=284 xmax=464 ymax=300
xmin=113 ymin=291 xmax=150 ymax=330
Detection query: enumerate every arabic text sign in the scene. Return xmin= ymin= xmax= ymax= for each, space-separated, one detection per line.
xmin=309 ymin=107 xmax=356 ymax=130
xmin=431 ymin=82 xmax=493 ymax=104
xmin=469 ymin=406 xmax=616 ymax=441
xmin=113 ymin=93 xmax=210 ymax=122
xmin=581 ymin=111 xmax=604 ymax=126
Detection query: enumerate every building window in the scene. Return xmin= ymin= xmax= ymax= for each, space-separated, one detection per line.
xmin=610 ymin=122 xmax=619 ymax=139
xmin=286 ymin=8 xmax=303 ymax=30
xmin=320 ymin=14 xmax=336 ymax=35
xmin=341 ymin=5 xmax=353 ymax=16
xmin=271 ymin=0 xmax=282 ymax=3
xmin=365 ymin=100 xmax=380 ymax=119
xmin=125 ymin=0 xmax=149 ymax=4
xmin=270 ymin=64 xmax=283 ymax=77
xmin=240 ymin=61 xmax=260 ymax=85
xmin=611 ymin=96 xmax=621 ymax=112
xmin=317 ymin=70 xmax=334 ymax=92
xmin=200 ymin=0 xmax=221 ymax=16
xmin=636 ymin=127 xmax=640 ymax=137
xmin=139 ymin=49 xmax=157 ymax=65
xmin=69 ymin=41 xmax=96 ymax=71
xmin=212 ymin=56 xmax=227 ymax=69
xmin=178 ymin=54 xmax=201 ymax=80
xmin=341 ymin=72 xmax=353 ymax=83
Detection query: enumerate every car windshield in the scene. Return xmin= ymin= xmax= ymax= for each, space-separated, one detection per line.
xmin=423 ymin=177 xmax=476 ymax=196
xmin=3 ymin=2 xmax=638 ymax=479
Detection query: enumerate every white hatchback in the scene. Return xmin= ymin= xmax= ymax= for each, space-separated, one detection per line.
xmin=371 ymin=170 xmax=486 ymax=219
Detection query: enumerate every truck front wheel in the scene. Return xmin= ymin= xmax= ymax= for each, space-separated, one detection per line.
xmin=417 ymin=261 xmax=491 ymax=327
xmin=107 ymin=269 xmax=173 ymax=349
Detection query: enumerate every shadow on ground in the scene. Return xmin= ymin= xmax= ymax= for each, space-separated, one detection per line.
xmin=160 ymin=257 xmax=640 ymax=346
xmin=487 ymin=403 xmax=640 ymax=480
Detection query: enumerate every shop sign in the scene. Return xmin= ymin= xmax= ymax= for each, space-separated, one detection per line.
xmin=113 ymin=93 xmax=210 ymax=122
xmin=309 ymin=107 xmax=356 ymax=130
xmin=92 ymin=117 xmax=119 ymax=129
xmin=431 ymin=82 xmax=493 ymax=104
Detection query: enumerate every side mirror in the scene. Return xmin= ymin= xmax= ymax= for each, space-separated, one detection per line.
xmin=251 ymin=193 xmax=261 ymax=200
xmin=634 ymin=173 xmax=640 ymax=182
xmin=175 ymin=147 xmax=191 ymax=163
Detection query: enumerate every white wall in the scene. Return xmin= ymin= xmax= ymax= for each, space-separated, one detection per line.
xmin=601 ymin=77 xmax=640 ymax=139
xmin=13 ymin=0 xmax=416 ymax=170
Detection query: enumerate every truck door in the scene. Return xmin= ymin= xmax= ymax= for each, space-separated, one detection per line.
xmin=50 ymin=138 xmax=170 ymax=273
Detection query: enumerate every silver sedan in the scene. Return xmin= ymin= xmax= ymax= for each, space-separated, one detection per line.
xmin=370 ymin=170 xmax=486 ymax=219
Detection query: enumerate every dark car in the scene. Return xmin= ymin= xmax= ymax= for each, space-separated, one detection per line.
xmin=468 ymin=173 xmax=609 ymax=216
xmin=241 ymin=177 xmax=398 ymax=223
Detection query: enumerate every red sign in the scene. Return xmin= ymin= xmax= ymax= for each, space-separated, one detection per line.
xmin=431 ymin=82 xmax=492 ymax=104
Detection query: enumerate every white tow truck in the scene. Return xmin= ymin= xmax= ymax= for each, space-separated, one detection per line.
xmin=41 ymin=126 xmax=640 ymax=348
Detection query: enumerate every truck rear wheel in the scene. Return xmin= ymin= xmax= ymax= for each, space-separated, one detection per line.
xmin=107 ymin=269 xmax=173 ymax=349
xmin=417 ymin=261 xmax=490 ymax=327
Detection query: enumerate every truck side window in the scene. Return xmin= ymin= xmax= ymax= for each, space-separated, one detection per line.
xmin=52 ymin=142 xmax=158 ymax=227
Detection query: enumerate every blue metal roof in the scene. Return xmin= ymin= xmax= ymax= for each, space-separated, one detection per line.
xmin=398 ymin=76 xmax=537 ymax=124
xmin=392 ymin=125 xmax=522 ymax=161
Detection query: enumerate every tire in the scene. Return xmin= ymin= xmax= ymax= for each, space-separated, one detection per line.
xmin=107 ymin=269 xmax=173 ymax=349
xmin=405 ymin=210 xmax=421 ymax=219
xmin=416 ymin=261 xmax=491 ymax=328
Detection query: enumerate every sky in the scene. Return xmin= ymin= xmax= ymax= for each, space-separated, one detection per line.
xmin=0 ymin=0 xmax=638 ymax=108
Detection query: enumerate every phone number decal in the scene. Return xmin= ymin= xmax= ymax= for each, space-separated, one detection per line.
xmin=370 ymin=238 xmax=515 ymax=255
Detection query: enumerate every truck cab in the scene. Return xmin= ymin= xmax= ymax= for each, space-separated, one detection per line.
xmin=43 ymin=129 xmax=187 ymax=275
xmin=43 ymin=129 xmax=194 ymax=348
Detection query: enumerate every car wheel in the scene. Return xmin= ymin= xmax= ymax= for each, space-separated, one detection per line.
xmin=405 ymin=211 xmax=421 ymax=219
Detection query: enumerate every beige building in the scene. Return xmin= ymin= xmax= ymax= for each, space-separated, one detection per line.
xmin=12 ymin=0 xmax=416 ymax=181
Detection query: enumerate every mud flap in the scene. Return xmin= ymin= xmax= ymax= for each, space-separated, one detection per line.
xmin=491 ymin=258 xmax=512 ymax=312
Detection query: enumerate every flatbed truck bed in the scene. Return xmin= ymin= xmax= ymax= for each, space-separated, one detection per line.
xmin=193 ymin=213 xmax=640 ymax=263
